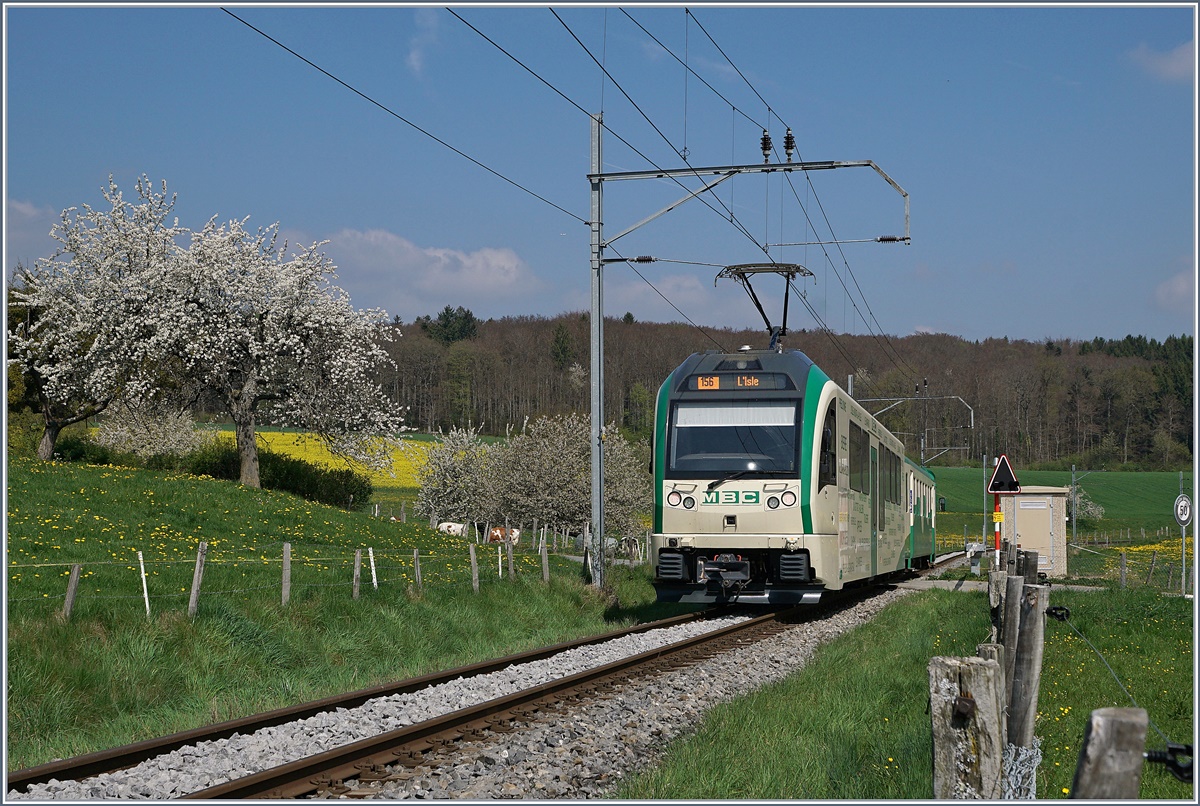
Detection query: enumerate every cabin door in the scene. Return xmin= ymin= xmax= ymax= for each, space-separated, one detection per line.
xmin=870 ymin=446 xmax=879 ymax=576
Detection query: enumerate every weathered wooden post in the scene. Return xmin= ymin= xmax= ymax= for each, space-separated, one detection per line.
xmin=1022 ymin=550 xmax=1039 ymax=584
xmin=282 ymin=542 xmax=292 ymax=606
xmin=61 ymin=563 xmax=82 ymax=621
xmin=1008 ymin=584 xmax=1050 ymax=749
xmin=1002 ymin=574 xmax=1024 ymax=706
xmin=1119 ymin=552 xmax=1127 ymax=589
xmin=541 ymin=540 xmax=550 ymax=583
xmin=368 ymin=547 xmax=378 ymax=590
xmin=1069 ymin=708 xmax=1148 ymax=799
xmin=187 ymin=542 xmax=207 ymax=618
xmin=1146 ymin=550 xmax=1158 ymax=585
xmin=506 ymin=541 xmax=515 ymax=579
xmin=413 ymin=548 xmax=423 ymax=591
xmin=976 ymin=642 xmax=1007 ymax=748
xmin=353 ymin=549 xmax=362 ymax=600
xmin=469 ymin=544 xmax=479 ymax=593
xmin=988 ymin=570 xmax=1006 ymax=642
xmin=929 ymin=656 xmax=1005 ymax=799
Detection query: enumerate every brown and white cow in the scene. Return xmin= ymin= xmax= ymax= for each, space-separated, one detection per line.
xmin=487 ymin=526 xmax=520 ymax=545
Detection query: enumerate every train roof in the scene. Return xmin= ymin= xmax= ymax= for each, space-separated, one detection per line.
xmin=673 ymin=348 xmax=819 ymax=376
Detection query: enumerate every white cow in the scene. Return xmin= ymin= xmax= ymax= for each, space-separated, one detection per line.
xmin=437 ymin=522 xmax=466 ymax=537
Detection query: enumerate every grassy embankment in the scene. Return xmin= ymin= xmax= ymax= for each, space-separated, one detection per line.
xmin=5 ymin=456 xmax=686 ymax=771
xmin=6 ymin=448 xmax=1193 ymax=797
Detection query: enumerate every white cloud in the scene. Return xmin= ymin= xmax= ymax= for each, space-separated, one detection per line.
xmin=4 ymin=198 xmax=59 ymax=273
xmin=323 ymin=227 xmax=541 ymax=320
xmin=1153 ymin=269 xmax=1195 ymax=316
xmin=407 ymin=9 xmax=439 ymax=75
xmin=1128 ymin=40 xmax=1195 ymax=83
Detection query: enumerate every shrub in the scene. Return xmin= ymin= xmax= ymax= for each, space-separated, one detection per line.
xmin=4 ymin=411 xmax=44 ymax=460
xmin=182 ymin=440 xmax=371 ymax=509
xmin=51 ymin=433 xmax=134 ymax=465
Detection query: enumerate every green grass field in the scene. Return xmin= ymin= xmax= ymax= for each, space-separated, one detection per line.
xmin=5 ymin=456 xmax=1194 ymax=797
xmin=931 ymin=466 xmax=1191 ymax=543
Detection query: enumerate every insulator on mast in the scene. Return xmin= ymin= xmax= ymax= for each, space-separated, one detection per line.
xmin=760 ymin=129 xmax=773 ymax=163
xmin=784 ymin=128 xmax=796 ymax=162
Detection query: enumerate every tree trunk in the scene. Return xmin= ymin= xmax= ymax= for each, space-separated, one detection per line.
xmin=231 ymin=393 xmax=260 ymax=488
xmin=36 ymin=421 xmax=62 ymax=461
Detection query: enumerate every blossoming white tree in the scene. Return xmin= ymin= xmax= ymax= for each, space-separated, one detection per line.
xmin=8 ymin=176 xmax=186 ymax=459
xmin=161 ymin=215 xmax=405 ymax=487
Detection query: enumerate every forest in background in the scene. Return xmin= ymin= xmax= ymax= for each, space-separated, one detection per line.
xmin=364 ymin=306 xmax=1191 ymax=472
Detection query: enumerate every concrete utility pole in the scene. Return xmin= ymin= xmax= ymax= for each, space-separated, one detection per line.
xmin=587 ymin=115 xmax=910 ymax=589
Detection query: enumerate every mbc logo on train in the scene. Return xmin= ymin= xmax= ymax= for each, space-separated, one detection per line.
xmin=702 ymin=490 xmax=761 ymax=505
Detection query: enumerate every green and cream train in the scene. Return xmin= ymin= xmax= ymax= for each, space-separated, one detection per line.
xmin=651 ymin=347 xmax=936 ymax=604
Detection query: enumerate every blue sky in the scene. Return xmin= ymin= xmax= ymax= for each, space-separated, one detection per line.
xmin=4 ymin=3 xmax=1196 ymax=344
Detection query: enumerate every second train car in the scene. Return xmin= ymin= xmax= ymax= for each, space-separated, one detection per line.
xmin=651 ymin=347 xmax=936 ymax=604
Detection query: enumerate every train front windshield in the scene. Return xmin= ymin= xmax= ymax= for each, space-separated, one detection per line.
xmin=668 ymin=400 xmax=798 ymax=476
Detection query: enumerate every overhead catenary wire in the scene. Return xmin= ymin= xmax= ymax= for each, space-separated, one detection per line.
xmin=684 ymin=6 xmax=919 ymax=386
xmin=548 ymin=9 xmax=772 ymax=257
xmin=220 ymin=7 xmax=588 ymax=228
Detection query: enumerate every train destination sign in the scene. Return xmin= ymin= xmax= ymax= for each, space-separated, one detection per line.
xmin=688 ymin=373 xmax=792 ymax=391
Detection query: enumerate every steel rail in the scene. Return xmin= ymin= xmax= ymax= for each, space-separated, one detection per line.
xmin=6 ymin=609 xmax=718 ymax=793
xmin=182 ymin=608 xmax=795 ymax=799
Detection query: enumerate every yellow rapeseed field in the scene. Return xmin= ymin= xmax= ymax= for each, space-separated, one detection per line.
xmin=214 ymin=430 xmax=429 ymax=490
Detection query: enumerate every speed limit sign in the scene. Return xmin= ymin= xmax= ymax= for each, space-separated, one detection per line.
xmin=1175 ymin=494 xmax=1192 ymax=527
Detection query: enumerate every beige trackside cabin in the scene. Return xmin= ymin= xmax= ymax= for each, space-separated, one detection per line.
xmin=998 ymin=486 xmax=1070 ymax=577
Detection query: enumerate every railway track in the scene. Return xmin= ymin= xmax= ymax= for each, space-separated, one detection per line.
xmin=5 ymin=607 xmax=743 ymax=799
xmin=10 ymin=559 xmax=958 ymax=800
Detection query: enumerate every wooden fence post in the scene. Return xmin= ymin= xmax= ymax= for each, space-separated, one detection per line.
xmin=506 ymin=541 xmax=515 ymax=579
xmin=187 ymin=542 xmax=207 ymax=618
xmin=61 ymin=563 xmax=82 ymax=621
xmin=413 ymin=548 xmax=423 ymax=591
xmin=987 ymin=570 xmax=1005 ymax=642
xmin=137 ymin=550 xmax=150 ymax=618
xmin=976 ymin=642 xmax=1007 ymax=747
xmin=1119 ymin=552 xmax=1127 ymax=589
xmin=282 ymin=542 xmax=291 ymax=606
xmin=1146 ymin=550 xmax=1158 ymax=585
xmin=469 ymin=544 xmax=479 ymax=593
xmin=1022 ymin=550 xmax=1039 ymax=584
xmin=1070 ymin=708 xmax=1148 ymax=799
xmin=368 ymin=547 xmax=378 ymax=590
xmin=353 ymin=549 xmax=362 ymax=600
xmin=929 ymin=655 xmax=1005 ymax=799
xmin=1008 ymin=584 xmax=1049 ymax=749
xmin=541 ymin=540 xmax=550 ymax=583
xmin=1002 ymin=575 xmax=1024 ymax=706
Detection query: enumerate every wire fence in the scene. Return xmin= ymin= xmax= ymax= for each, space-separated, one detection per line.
xmin=5 ymin=527 xmax=631 ymax=620
xmin=935 ymin=521 xmax=1194 ymax=596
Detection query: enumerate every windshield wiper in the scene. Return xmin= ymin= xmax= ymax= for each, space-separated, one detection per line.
xmin=707 ymin=469 xmax=791 ymax=491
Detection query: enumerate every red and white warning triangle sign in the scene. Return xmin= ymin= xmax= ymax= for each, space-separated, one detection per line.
xmin=987 ymin=453 xmax=1021 ymax=494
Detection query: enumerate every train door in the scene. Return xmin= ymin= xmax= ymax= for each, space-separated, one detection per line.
xmin=870 ymin=446 xmax=879 ymax=576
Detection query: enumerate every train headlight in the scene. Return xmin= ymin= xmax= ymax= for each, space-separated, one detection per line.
xmin=781 ymin=490 xmax=797 ymax=507
xmin=667 ymin=490 xmax=682 ymax=507
xmin=682 ymin=496 xmax=696 ymax=510
xmin=767 ymin=496 xmax=780 ymax=510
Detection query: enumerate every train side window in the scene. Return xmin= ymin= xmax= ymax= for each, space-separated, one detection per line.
xmin=849 ymin=422 xmax=866 ymax=492
xmin=818 ymin=402 xmax=837 ymax=490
